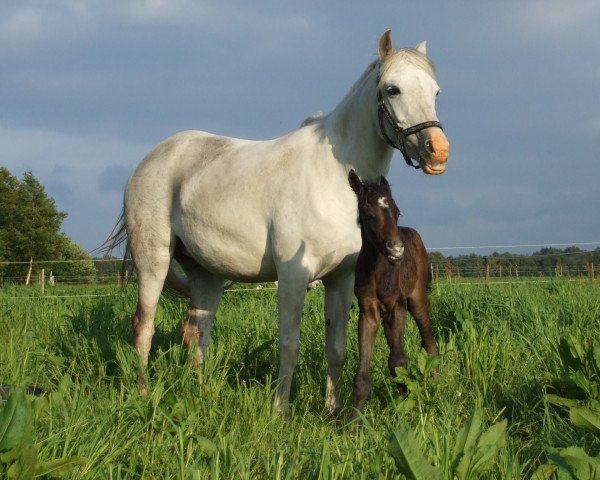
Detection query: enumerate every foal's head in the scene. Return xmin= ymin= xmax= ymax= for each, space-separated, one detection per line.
xmin=349 ymin=170 xmax=404 ymax=264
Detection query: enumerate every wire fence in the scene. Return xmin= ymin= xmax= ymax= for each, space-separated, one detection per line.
xmin=1 ymin=241 xmax=599 ymax=291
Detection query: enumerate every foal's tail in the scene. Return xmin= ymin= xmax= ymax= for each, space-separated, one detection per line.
xmin=95 ymin=208 xmax=134 ymax=287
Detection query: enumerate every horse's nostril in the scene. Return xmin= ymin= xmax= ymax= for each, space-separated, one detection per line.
xmin=425 ymin=140 xmax=435 ymax=153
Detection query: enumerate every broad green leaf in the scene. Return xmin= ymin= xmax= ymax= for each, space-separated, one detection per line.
xmin=568 ymin=334 xmax=587 ymax=363
xmin=388 ymin=427 xmax=443 ymax=480
xmin=570 ymin=406 xmax=600 ymax=434
xmin=545 ymin=394 xmax=581 ymax=408
xmin=593 ymin=343 xmax=600 ymax=371
xmin=426 ymin=354 xmax=441 ymax=374
xmin=394 ymin=367 xmax=411 ymax=380
xmin=417 ymin=352 xmax=427 ymax=376
xmin=558 ymin=446 xmax=600 ymax=479
xmin=558 ymin=337 xmax=582 ymax=371
xmin=530 ymin=463 xmax=558 ymax=480
xmin=0 ymin=389 xmax=33 ymax=453
xmin=195 ymin=436 xmax=218 ymax=456
xmin=569 ymin=370 xmax=592 ymax=397
xmin=451 ymin=409 xmax=483 ymax=474
xmin=394 ymin=397 xmax=416 ymax=414
xmin=470 ymin=420 xmax=507 ymax=475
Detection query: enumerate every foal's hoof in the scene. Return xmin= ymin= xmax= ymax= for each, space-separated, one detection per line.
xmin=396 ymin=383 xmax=408 ymax=396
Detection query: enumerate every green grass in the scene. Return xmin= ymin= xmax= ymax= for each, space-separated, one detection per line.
xmin=1 ymin=280 xmax=599 ymax=478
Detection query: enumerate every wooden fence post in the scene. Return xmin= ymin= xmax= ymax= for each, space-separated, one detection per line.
xmin=25 ymin=257 xmax=33 ymax=285
xmin=41 ymin=268 xmax=45 ymax=295
xmin=484 ymin=256 xmax=489 ymax=284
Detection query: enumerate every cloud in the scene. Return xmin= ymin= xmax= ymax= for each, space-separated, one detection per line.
xmin=516 ymin=1 xmax=600 ymax=40
xmin=0 ymin=2 xmax=93 ymax=44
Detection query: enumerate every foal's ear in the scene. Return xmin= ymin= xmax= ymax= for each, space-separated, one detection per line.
xmin=378 ymin=30 xmax=394 ymax=60
xmin=348 ymin=169 xmax=363 ymax=195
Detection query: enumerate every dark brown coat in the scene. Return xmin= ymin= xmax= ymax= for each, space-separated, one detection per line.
xmin=348 ymin=170 xmax=438 ymax=418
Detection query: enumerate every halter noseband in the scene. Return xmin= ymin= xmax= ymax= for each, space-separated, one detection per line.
xmin=376 ymin=79 xmax=444 ymax=169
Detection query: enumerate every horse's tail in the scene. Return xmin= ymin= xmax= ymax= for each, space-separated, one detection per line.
xmin=94 ymin=208 xmax=134 ymax=288
xmin=97 ymin=209 xmax=192 ymax=297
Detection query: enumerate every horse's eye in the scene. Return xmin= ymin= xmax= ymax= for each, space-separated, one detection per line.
xmin=436 ymin=89 xmax=441 ymax=97
xmin=386 ymin=85 xmax=401 ymax=97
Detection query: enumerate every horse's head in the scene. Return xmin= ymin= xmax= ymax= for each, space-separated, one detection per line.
xmin=376 ymin=30 xmax=450 ymax=175
xmin=349 ymin=169 xmax=404 ymax=264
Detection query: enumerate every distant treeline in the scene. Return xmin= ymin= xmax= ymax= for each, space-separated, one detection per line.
xmin=427 ymin=246 xmax=600 ymax=279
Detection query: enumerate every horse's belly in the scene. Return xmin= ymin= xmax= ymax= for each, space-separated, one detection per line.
xmin=175 ymin=208 xmax=276 ymax=282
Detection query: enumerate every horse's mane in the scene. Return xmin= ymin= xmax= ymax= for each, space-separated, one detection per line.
xmin=300 ymin=111 xmax=324 ymax=127
xmin=299 ymin=60 xmax=379 ymax=128
xmin=339 ymin=59 xmax=380 ymax=105
xmin=380 ymin=48 xmax=437 ymax=80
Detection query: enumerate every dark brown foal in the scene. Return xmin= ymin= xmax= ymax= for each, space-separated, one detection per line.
xmin=348 ymin=170 xmax=438 ymax=418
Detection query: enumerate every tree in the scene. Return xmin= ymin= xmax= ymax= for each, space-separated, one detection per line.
xmin=0 ymin=168 xmax=96 ymax=282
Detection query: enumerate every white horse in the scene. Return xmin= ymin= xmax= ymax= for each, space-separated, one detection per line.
xmin=108 ymin=30 xmax=449 ymax=416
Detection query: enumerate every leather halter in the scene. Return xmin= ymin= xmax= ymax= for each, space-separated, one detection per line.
xmin=376 ymin=86 xmax=444 ymax=169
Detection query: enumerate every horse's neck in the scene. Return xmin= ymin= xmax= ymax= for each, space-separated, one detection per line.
xmin=323 ymin=67 xmax=393 ymax=183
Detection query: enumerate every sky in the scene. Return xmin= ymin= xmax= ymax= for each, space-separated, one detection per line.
xmin=2 ymin=0 xmax=599 ymax=257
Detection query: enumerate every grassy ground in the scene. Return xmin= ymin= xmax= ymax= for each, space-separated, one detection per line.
xmin=1 ymin=279 xmax=599 ymax=478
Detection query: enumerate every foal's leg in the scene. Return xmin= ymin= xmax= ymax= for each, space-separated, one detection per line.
xmin=323 ymin=273 xmax=354 ymax=416
xmin=382 ymin=305 xmax=408 ymax=395
xmin=352 ymin=300 xmax=381 ymax=420
xmin=179 ymin=262 xmax=224 ymax=367
xmin=408 ymin=293 xmax=439 ymax=380
xmin=273 ymin=269 xmax=309 ymax=417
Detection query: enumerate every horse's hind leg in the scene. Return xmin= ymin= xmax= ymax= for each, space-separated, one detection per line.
xmin=178 ymin=261 xmax=224 ymax=367
xmin=408 ymin=293 xmax=439 ymax=380
xmin=131 ymin=248 xmax=171 ymax=395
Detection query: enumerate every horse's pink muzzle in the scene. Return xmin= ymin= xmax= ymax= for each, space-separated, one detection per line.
xmin=421 ymin=132 xmax=449 ymax=175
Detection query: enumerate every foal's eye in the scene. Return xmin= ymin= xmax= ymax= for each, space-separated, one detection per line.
xmin=436 ymin=89 xmax=441 ymax=97
xmin=386 ymin=85 xmax=401 ymax=97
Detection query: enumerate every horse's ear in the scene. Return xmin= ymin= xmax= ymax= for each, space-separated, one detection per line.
xmin=415 ymin=40 xmax=428 ymax=55
xmin=378 ymin=30 xmax=394 ymax=60
xmin=348 ymin=169 xmax=363 ymax=195
xmin=379 ymin=175 xmax=390 ymax=187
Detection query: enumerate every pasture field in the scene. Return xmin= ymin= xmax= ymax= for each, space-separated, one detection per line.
xmin=1 ymin=279 xmax=599 ymax=479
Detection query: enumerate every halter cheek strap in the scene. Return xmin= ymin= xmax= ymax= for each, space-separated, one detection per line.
xmin=376 ymin=89 xmax=444 ymax=169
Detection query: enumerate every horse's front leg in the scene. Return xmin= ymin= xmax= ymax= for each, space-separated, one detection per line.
xmin=323 ymin=274 xmax=354 ymax=416
xmin=273 ymin=272 xmax=309 ymax=417
xmin=352 ymin=298 xmax=381 ymax=420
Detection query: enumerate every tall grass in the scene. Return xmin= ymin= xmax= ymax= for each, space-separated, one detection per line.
xmin=1 ymin=280 xmax=598 ymax=478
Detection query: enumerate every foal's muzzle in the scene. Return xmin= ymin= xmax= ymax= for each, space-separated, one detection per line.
xmin=385 ymin=240 xmax=404 ymax=264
